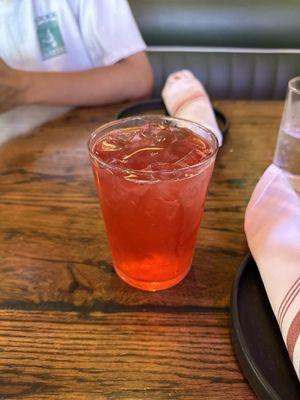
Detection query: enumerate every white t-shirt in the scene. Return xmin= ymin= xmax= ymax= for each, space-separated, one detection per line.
xmin=0 ymin=0 xmax=146 ymax=145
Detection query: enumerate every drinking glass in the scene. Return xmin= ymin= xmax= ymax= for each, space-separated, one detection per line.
xmin=273 ymin=76 xmax=300 ymax=178
xmin=88 ymin=116 xmax=218 ymax=291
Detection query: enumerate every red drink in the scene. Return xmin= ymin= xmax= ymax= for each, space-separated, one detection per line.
xmin=88 ymin=116 xmax=218 ymax=291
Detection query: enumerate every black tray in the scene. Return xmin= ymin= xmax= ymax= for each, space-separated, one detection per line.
xmin=230 ymin=254 xmax=300 ymax=399
xmin=116 ymin=98 xmax=229 ymax=139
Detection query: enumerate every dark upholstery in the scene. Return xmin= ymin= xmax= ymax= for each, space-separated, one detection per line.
xmin=129 ymin=0 xmax=300 ymax=99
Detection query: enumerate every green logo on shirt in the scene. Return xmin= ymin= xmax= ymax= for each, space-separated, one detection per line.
xmin=36 ymin=12 xmax=66 ymax=60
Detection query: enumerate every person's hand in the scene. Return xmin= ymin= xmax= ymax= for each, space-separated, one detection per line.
xmin=0 ymin=59 xmax=28 ymax=113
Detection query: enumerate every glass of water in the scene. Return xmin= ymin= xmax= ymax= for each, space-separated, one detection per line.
xmin=273 ymin=77 xmax=300 ymax=178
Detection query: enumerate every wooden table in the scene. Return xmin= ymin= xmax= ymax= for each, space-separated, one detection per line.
xmin=0 ymin=101 xmax=283 ymax=399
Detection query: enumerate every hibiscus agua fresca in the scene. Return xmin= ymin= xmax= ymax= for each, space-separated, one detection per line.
xmin=88 ymin=116 xmax=218 ymax=291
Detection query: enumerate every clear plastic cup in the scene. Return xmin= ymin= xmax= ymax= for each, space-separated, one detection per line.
xmin=88 ymin=116 xmax=218 ymax=291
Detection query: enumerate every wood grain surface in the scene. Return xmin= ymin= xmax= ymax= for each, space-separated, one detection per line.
xmin=0 ymin=101 xmax=283 ymax=399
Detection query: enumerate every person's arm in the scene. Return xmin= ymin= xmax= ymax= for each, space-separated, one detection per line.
xmin=0 ymin=51 xmax=153 ymax=113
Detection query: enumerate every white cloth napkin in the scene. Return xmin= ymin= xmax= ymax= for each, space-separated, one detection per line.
xmin=162 ymin=69 xmax=223 ymax=146
xmin=245 ymin=164 xmax=300 ymax=379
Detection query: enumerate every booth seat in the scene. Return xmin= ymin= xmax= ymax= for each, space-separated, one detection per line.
xmin=129 ymin=0 xmax=300 ymax=99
